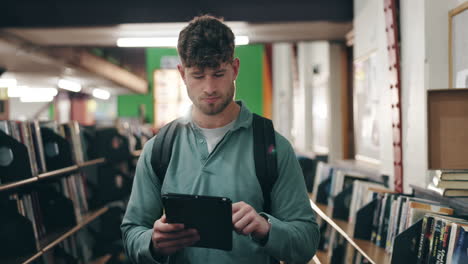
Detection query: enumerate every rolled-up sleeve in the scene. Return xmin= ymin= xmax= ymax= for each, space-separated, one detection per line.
xmin=121 ymin=137 xmax=165 ymax=264
xmin=260 ymin=133 xmax=320 ymax=263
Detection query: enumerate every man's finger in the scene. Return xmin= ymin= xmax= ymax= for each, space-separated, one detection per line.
xmin=232 ymin=205 xmax=249 ymax=223
xmin=156 ymin=233 xmax=200 ymax=249
xmin=241 ymin=221 xmax=258 ymax=236
xmin=232 ymin=211 xmax=243 ymax=224
xmin=154 ymin=214 xmax=183 ymax=231
xmin=157 ymin=222 xmax=185 ymax=233
xmin=232 ymin=202 xmax=243 ymax=213
xmin=158 ymin=229 xmax=198 ymax=242
xmin=160 ymin=214 xmax=167 ymax=223
xmin=233 ymin=213 xmax=254 ymax=233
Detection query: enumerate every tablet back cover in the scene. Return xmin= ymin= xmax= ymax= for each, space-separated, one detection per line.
xmin=162 ymin=193 xmax=233 ymax=251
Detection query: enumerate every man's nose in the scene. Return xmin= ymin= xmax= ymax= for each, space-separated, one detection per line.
xmin=203 ymin=78 xmax=217 ymax=94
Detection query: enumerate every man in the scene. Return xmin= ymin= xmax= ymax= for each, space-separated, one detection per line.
xmin=121 ymin=15 xmax=319 ymax=263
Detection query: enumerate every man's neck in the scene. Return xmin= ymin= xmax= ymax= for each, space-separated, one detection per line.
xmin=192 ymin=101 xmax=240 ymax=129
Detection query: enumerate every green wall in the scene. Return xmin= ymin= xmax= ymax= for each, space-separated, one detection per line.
xmin=234 ymin=44 xmax=264 ymax=115
xmin=117 ymin=93 xmax=153 ymax=122
xmin=117 ymin=45 xmax=264 ymax=123
xmin=117 ymin=48 xmax=178 ymax=122
xmin=49 ymin=104 xmax=55 ymax=120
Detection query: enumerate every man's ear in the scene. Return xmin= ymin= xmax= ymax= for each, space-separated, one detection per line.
xmin=232 ymin=58 xmax=240 ymax=80
xmin=177 ymin=64 xmax=186 ymax=82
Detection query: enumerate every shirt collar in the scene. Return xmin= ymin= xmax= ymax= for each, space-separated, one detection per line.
xmin=178 ymin=100 xmax=253 ymax=131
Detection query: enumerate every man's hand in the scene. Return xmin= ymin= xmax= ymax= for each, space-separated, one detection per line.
xmin=151 ymin=214 xmax=200 ymax=256
xmin=232 ymin=201 xmax=271 ymax=240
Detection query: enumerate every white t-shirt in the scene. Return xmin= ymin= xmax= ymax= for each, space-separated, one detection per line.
xmin=197 ymin=120 xmax=236 ymax=153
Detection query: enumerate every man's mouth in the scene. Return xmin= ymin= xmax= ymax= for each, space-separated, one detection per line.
xmin=203 ymin=97 xmax=219 ymax=103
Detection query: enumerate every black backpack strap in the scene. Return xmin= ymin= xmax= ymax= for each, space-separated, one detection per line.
xmin=252 ymin=113 xmax=278 ymax=214
xmin=151 ymin=120 xmax=180 ymax=185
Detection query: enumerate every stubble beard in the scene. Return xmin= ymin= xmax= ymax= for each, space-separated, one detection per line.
xmin=196 ymin=83 xmax=235 ymax=116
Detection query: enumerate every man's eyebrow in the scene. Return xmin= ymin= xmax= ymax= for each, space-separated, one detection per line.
xmin=214 ymin=69 xmax=227 ymax=73
xmin=190 ymin=70 xmax=204 ymax=75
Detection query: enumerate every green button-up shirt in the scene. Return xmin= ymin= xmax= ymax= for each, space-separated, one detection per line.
xmin=121 ymin=102 xmax=319 ymax=263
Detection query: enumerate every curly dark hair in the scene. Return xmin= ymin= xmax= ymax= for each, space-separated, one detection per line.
xmin=177 ymin=15 xmax=235 ymax=69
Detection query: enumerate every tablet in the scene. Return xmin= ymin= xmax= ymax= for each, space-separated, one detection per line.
xmin=161 ymin=193 xmax=233 ymax=251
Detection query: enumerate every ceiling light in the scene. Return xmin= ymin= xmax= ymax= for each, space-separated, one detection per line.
xmin=8 ymin=86 xmax=58 ymax=98
xmin=92 ymin=88 xmax=110 ymax=100
xmin=20 ymin=95 xmax=54 ymax=103
xmin=235 ymin=36 xmax=249 ymax=45
xmin=116 ymin=35 xmax=250 ymax=47
xmin=58 ymin=79 xmax=81 ymax=92
xmin=0 ymin=78 xmax=17 ymax=88
xmin=117 ymin=37 xmax=178 ymax=47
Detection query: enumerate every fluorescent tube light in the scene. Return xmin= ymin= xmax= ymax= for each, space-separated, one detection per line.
xmin=92 ymin=88 xmax=110 ymax=100
xmin=58 ymin=79 xmax=81 ymax=92
xmin=116 ymin=35 xmax=250 ymax=47
xmin=0 ymin=78 xmax=17 ymax=88
xmin=8 ymin=86 xmax=58 ymax=98
xmin=20 ymin=95 xmax=54 ymax=103
xmin=117 ymin=37 xmax=178 ymax=47
xmin=235 ymin=36 xmax=249 ymax=45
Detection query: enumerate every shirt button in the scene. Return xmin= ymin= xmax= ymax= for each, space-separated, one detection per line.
xmin=199 ymin=139 xmax=205 ymax=144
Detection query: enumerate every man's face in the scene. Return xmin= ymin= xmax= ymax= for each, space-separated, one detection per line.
xmin=178 ymin=59 xmax=240 ymax=116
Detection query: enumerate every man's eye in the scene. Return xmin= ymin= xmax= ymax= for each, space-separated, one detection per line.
xmin=193 ymin=76 xmax=204 ymax=79
xmin=214 ymin=74 xmax=224 ymax=78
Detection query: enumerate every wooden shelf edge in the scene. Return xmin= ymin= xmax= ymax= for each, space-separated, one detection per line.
xmin=313 ymin=250 xmax=328 ymax=264
xmin=38 ymin=165 xmax=79 ymax=179
xmin=41 ymin=207 xmax=109 ymax=253
xmin=22 ymin=252 xmax=43 ymax=264
xmin=7 ymin=207 xmax=109 ymax=264
xmin=78 ymin=158 xmax=106 ymax=168
xmin=0 ymin=158 xmax=106 ymax=193
xmin=310 ymin=200 xmax=386 ymax=264
xmin=1 ymin=251 xmax=43 ymax=264
xmin=0 ymin=177 xmax=38 ymax=192
xmin=0 ymin=158 xmax=106 ymax=192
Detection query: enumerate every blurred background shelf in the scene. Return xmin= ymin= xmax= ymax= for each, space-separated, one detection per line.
xmin=0 ymin=158 xmax=106 ymax=192
xmin=2 ymin=207 xmax=108 ymax=264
